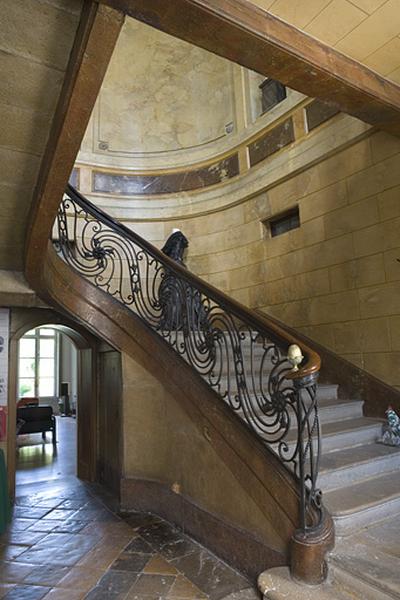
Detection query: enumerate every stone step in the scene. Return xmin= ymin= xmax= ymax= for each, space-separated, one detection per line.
xmin=329 ymin=561 xmax=397 ymax=600
xmin=324 ymin=470 xmax=400 ymax=536
xmin=319 ymin=442 xmax=400 ymax=491
xmin=283 ymin=417 xmax=382 ymax=454
xmin=231 ymin=398 xmax=363 ymax=429
xmin=316 ymin=384 xmax=339 ymax=401
xmin=320 ymin=417 xmax=383 ymax=453
xmin=311 ymin=398 xmax=364 ymax=424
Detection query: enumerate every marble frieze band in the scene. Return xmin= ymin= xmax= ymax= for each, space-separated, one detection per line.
xmin=92 ymin=154 xmax=240 ymax=195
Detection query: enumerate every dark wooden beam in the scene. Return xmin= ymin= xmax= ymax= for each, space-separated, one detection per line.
xmin=100 ymin=0 xmax=400 ymax=136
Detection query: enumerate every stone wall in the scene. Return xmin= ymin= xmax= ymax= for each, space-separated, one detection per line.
xmin=93 ymin=129 xmax=400 ymax=391
xmin=189 ymin=131 xmax=400 ymax=389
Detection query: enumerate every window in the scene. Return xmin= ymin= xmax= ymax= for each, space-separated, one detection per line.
xmin=18 ymin=327 xmax=58 ymax=398
xmin=259 ymin=79 xmax=287 ymax=114
xmin=263 ymin=206 xmax=300 ymax=238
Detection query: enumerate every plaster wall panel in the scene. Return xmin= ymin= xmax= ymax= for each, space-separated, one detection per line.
xmin=92 ymin=18 xmax=234 ymax=155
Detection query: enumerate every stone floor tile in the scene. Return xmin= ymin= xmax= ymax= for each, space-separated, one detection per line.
xmin=35 ymin=532 xmax=97 ymax=548
xmin=171 ymin=550 xmax=249 ymax=600
xmin=97 ymin=534 xmax=136 ymax=552
xmin=219 ymin=589 xmax=261 ymax=599
xmin=23 ymin=565 xmax=70 ymax=586
xmin=127 ymin=573 xmax=176 ymax=598
xmin=122 ymin=512 xmax=161 ymax=530
xmin=14 ymin=497 xmax=38 ymax=508
xmin=57 ymin=499 xmax=86 ymax=510
xmin=31 ymin=500 xmax=63 ymax=510
xmin=13 ymin=507 xmax=51 ymax=520
xmin=15 ymin=533 xmax=99 ymax=566
xmin=42 ymin=588 xmax=85 ymax=600
xmin=9 ymin=518 xmax=34 ymax=531
xmin=0 ymin=561 xmax=36 ymax=583
xmin=159 ymin=537 xmax=199 ymax=561
xmin=0 ymin=585 xmax=16 ymax=599
xmin=96 ymin=569 xmax=138 ymax=594
xmin=0 ymin=543 xmax=30 ymax=560
xmin=139 ymin=522 xmax=183 ymax=550
xmin=27 ymin=521 xmax=60 ymax=533
xmin=77 ymin=546 xmax=121 ymax=570
xmin=56 ymin=566 xmax=103 ymax=592
xmin=81 ymin=521 xmax=135 ymax=538
xmin=167 ymin=575 xmax=207 ymax=598
xmin=42 ymin=509 xmax=76 ymax=521
xmin=84 ymin=587 xmax=123 ymax=600
xmin=144 ymin=554 xmax=179 ymax=575
xmin=124 ymin=536 xmax=155 ymax=555
xmin=52 ymin=520 xmax=87 ymax=534
xmin=72 ymin=507 xmax=117 ymax=523
xmin=2 ymin=584 xmax=50 ymax=600
xmin=110 ymin=551 xmax=151 ymax=572
xmin=0 ymin=531 xmax=47 ymax=547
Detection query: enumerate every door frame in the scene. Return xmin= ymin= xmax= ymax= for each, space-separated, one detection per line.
xmin=7 ymin=311 xmax=98 ymax=498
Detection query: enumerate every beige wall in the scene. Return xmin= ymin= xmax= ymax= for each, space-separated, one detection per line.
xmin=121 ymin=352 xmax=285 ymax=551
xmin=0 ymin=0 xmax=82 ymax=270
xmin=107 ymin=130 xmax=400 ymax=391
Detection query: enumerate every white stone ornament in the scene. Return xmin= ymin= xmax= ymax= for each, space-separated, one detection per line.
xmin=287 ymin=344 xmax=304 ymax=372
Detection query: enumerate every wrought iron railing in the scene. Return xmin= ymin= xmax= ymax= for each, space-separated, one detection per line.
xmin=54 ymin=184 xmax=322 ymax=534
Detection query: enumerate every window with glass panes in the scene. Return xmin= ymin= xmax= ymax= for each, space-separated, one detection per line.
xmin=18 ymin=327 xmax=58 ymax=398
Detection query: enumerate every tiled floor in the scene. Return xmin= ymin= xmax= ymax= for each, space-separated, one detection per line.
xmin=1 ymin=420 xmax=260 ymax=599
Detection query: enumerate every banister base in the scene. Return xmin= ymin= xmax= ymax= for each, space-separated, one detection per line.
xmin=290 ymin=512 xmax=335 ymax=585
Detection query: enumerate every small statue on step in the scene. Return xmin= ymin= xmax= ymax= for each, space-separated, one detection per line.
xmin=377 ymin=405 xmax=400 ymax=447
xmin=159 ymin=229 xmax=207 ymax=332
xmin=161 ymin=229 xmax=188 ymax=265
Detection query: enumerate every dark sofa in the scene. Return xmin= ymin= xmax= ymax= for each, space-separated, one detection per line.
xmin=17 ymin=406 xmax=56 ymax=444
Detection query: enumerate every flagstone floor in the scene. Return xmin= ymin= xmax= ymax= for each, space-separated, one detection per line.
xmin=1 ymin=420 xmax=260 ymax=600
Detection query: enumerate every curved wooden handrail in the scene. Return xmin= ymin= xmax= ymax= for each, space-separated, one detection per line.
xmin=66 ymin=184 xmax=320 ymax=383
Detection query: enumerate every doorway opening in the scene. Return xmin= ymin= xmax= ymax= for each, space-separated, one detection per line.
xmin=8 ymin=317 xmax=97 ymax=499
xmin=16 ymin=326 xmax=79 ymax=487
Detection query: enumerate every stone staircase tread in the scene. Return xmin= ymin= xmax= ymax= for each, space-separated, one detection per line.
xmin=324 ymin=470 xmax=400 ymax=516
xmin=320 ymin=416 xmax=382 ymax=433
xmin=284 ymin=416 xmax=381 ymax=444
xmin=320 ymin=442 xmax=400 ymax=473
xmin=317 ymin=397 xmax=363 ymax=408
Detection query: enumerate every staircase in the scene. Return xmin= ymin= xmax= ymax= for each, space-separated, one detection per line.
xmin=49 ymin=184 xmax=400 ymax=593
xmin=217 ymin=335 xmax=400 ymax=538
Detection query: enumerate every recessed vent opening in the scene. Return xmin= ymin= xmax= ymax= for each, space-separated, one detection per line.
xmin=263 ymin=206 xmax=300 ymax=238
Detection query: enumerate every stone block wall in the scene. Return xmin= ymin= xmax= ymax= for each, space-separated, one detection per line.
xmin=110 ymin=130 xmax=400 ymax=390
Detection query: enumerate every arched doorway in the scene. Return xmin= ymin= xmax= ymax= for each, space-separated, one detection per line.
xmin=16 ymin=326 xmax=79 ymax=487
xmin=7 ymin=311 xmax=98 ymax=498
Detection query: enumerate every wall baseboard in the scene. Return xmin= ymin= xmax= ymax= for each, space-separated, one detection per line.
xmin=120 ymin=477 xmax=286 ymax=582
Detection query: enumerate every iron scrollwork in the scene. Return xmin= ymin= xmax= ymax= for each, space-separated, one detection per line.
xmin=54 ymin=184 xmax=322 ymax=533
